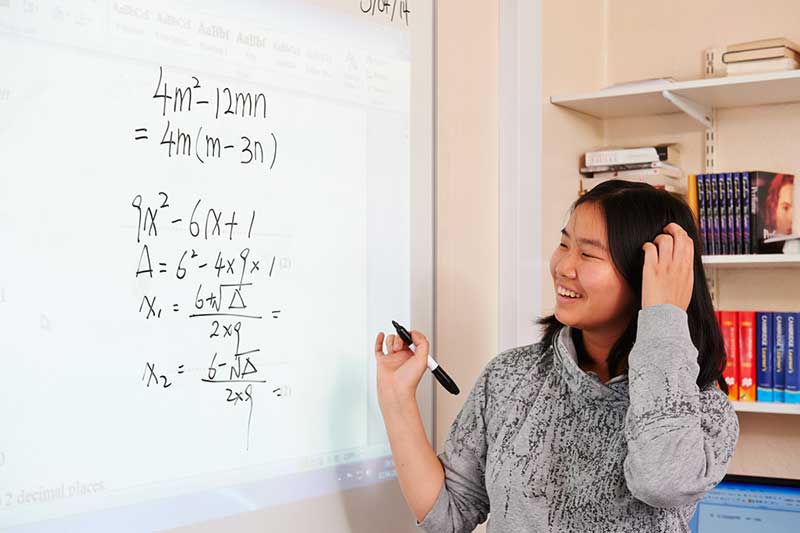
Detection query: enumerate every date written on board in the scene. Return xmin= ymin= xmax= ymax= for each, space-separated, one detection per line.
xmin=360 ymin=0 xmax=410 ymax=25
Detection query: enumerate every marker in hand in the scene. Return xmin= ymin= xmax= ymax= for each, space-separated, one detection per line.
xmin=391 ymin=320 xmax=460 ymax=395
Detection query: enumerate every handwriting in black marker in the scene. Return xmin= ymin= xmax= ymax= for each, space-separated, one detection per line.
xmin=142 ymin=362 xmax=171 ymax=388
xmin=139 ymin=295 xmax=161 ymax=319
xmin=360 ymin=0 xmax=410 ymax=25
xmin=136 ymin=244 xmax=153 ymax=277
xmin=133 ymin=66 xmax=294 ymax=454
xmin=142 ymin=68 xmax=280 ymax=178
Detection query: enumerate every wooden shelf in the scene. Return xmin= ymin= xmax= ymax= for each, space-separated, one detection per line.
xmin=732 ymin=401 xmax=800 ymax=415
xmin=701 ymin=254 xmax=800 ymax=269
xmin=551 ymin=70 xmax=800 ymax=121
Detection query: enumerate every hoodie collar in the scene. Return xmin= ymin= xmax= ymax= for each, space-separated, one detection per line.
xmin=552 ymin=324 xmax=628 ymax=402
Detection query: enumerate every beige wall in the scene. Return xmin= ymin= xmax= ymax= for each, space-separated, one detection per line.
xmin=434 ymin=0 xmax=500 ymax=451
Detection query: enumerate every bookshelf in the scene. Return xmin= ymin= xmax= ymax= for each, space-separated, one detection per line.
xmin=552 ymin=72 xmax=800 ymax=418
xmin=541 ymin=0 xmax=800 ymax=479
xmin=701 ymin=254 xmax=800 ymax=269
xmin=731 ymin=401 xmax=800 ymax=415
xmin=550 ymin=70 xmax=800 ymax=126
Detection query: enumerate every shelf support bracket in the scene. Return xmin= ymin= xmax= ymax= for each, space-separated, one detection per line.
xmin=704 ymin=108 xmax=717 ymax=172
xmin=706 ymin=265 xmax=719 ymax=309
xmin=661 ymin=90 xmax=713 ymax=129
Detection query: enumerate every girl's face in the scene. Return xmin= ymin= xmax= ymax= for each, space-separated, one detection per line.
xmin=549 ymin=203 xmax=637 ymax=333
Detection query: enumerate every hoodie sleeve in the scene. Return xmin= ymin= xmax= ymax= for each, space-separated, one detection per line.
xmin=416 ymin=363 xmax=492 ymax=532
xmin=623 ymin=303 xmax=740 ymax=508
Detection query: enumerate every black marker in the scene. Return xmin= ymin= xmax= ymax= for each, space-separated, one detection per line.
xmin=391 ymin=320 xmax=460 ymax=395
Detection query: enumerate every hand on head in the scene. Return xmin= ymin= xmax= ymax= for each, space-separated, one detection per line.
xmin=641 ymin=222 xmax=694 ymax=311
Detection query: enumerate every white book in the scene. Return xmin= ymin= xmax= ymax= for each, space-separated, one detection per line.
xmin=726 ymin=57 xmax=799 ymax=76
xmin=592 ymin=167 xmax=683 ymax=180
xmin=581 ymin=174 xmax=687 ymax=195
xmin=585 ymin=145 xmax=680 ymax=167
xmin=580 ymin=161 xmax=682 ymax=175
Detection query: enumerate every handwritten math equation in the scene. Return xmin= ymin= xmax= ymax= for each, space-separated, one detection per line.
xmin=132 ymin=191 xmax=291 ymax=450
xmin=360 ymin=0 xmax=411 ymax=25
xmin=133 ymin=67 xmax=278 ymax=174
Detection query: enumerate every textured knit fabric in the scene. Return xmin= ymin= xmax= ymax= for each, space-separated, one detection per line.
xmin=417 ymin=304 xmax=739 ymax=533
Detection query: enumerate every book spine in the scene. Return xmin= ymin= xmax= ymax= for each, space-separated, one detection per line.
xmin=714 ymin=174 xmax=728 ymax=255
xmin=732 ymin=172 xmax=742 ymax=255
xmin=585 ymin=147 xmax=659 ymax=167
xmin=749 ymin=171 xmax=758 ymax=254
xmin=698 ymin=175 xmax=707 ymax=255
xmin=742 ymin=172 xmax=751 ymax=254
xmin=756 ymin=312 xmax=774 ymax=401
xmin=786 ymin=313 xmax=800 ymax=403
xmin=720 ymin=310 xmax=739 ymax=401
xmin=723 ymin=173 xmax=732 ymax=255
xmin=774 ymin=312 xmax=787 ymax=402
xmin=722 ymin=172 xmax=736 ymax=254
xmin=688 ymin=174 xmax=698 ymax=229
xmin=580 ymin=162 xmax=660 ymax=174
xmin=712 ymin=174 xmax=721 ymax=255
xmin=591 ymin=168 xmax=680 ymax=180
xmin=738 ymin=311 xmax=757 ymax=401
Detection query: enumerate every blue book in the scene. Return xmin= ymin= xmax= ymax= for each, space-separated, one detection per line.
xmin=774 ymin=312 xmax=789 ymax=402
xmin=718 ymin=174 xmax=729 ymax=255
xmin=711 ymin=174 xmax=720 ymax=255
xmin=742 ymin=171 xmax=751 ymax=254
xmin=725 ymin=173 xmax=735 ymax=255
xmin=757 ymin=312 xmax=774 ymax=402
xmin=698 ymin=175 xmax=707 ymax=255
xmin=731 ymin=172 xmax=742 ymax=255
xmin=786 ymin=313 xmax=800 ymax=403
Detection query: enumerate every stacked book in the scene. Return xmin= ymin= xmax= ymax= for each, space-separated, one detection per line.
xmin=723 ymin=37 xmax=800 ymax=76
xmin=717 ymin=310 xmax=800 ymax=404
xmin=580 ymin=144 xmax=685 ymax=195
xmin=688 ymin=171 xmax=798 ymax=255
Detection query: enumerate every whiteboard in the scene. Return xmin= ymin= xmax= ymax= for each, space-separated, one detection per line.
xmin=0 ymin=1 xmax=434 ymax=531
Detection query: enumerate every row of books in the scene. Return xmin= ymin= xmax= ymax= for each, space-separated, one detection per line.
xmin=580 ymin=144 xmax=685 ymax=194
xmin=688 ymin=171 xmax=797 ymax=255
xmin=579 ymin=146 xmax=799 ymax=255
xmin=718 ymin=311 xmax=798 ymax=403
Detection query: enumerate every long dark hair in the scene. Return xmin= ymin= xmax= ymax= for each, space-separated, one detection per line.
xmin=537 ymin=179 xmax=727 ymax=392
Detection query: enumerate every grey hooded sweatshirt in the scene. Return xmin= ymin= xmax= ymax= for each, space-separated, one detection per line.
xmin=417 ymin=304 xmax=739 ymax=532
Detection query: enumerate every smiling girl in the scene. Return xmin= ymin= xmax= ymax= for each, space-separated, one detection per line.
xmin=375 ymin=179 xmax=739 ymax=532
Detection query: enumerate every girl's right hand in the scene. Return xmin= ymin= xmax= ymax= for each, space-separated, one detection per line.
xmin=374 ymin=330 xmax=430 ymax=410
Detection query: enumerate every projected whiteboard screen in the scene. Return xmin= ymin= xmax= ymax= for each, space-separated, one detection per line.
xmin=0 ymin=1 xmax=434 ymax=531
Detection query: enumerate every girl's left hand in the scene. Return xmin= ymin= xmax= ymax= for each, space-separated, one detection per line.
xmin=641 ymin=222 xmax=694 ymax=311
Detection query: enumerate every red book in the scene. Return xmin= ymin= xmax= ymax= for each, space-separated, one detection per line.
xmin=720 ymin=311 xmax=739 ymax=401
xmin=738 ymin=311 xmax=757 ymax=401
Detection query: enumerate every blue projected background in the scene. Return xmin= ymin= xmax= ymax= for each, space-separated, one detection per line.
xmin=690 ymin=476 xmax=800 ymax=533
